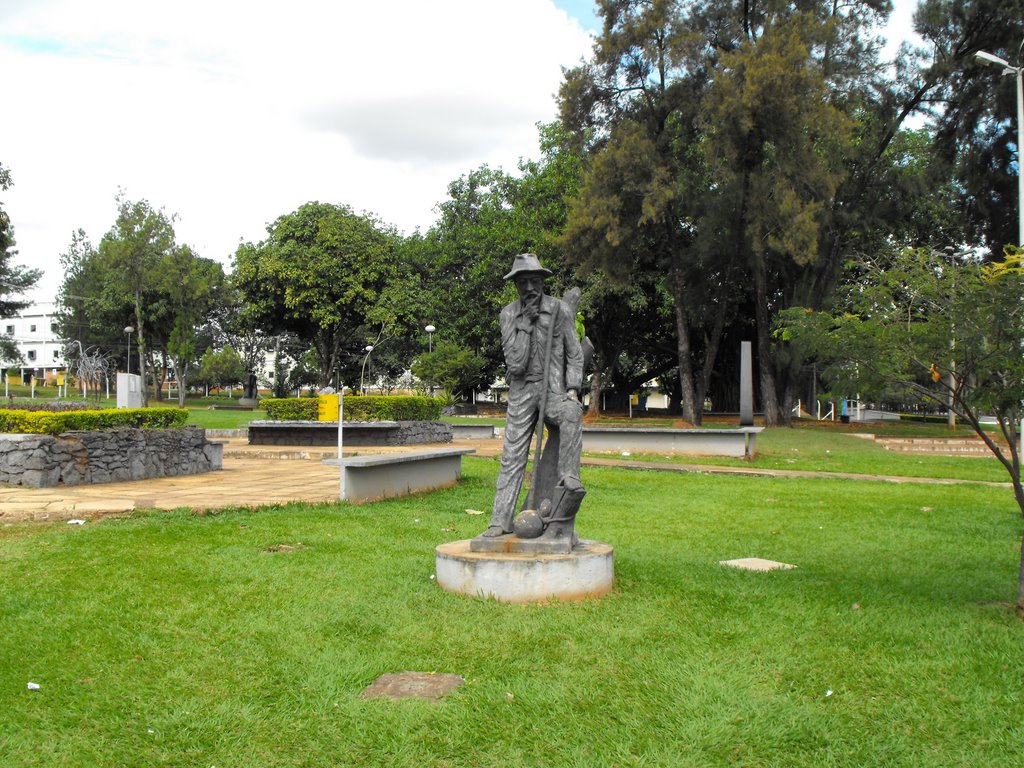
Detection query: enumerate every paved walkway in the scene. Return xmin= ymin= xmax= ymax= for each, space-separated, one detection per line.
xmin=0 ymin=437 xmax=1009 ymax=524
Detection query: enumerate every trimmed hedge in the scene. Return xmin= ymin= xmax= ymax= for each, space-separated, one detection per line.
xmin=263 ymin=398 xmax=319 ymax=421
xmin=344 ymin=396 xmax=442 ymax=421
xmin=262 ymin=395 xmax=442 ymax=422
xmin=0 ymin=407 xmax=189 ymax=435
xmin=0 ymin=401 xmax=91 ymax=412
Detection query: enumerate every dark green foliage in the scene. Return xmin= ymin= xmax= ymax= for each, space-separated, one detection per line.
xmin=0 ymin=407 xmax=188 ymax=434
xmin=263 ymin=395 xmax=441 ymax=422
xmin=411 ymin=342 xmax=487 ymax=400
xmin=342 ymin=395 xmax=442 ymax=421
xmin=196 ymin=346 xmax=246 ymax=392
xmin=262 ymin=398 xmax=319 ymax=421
xmin=231 ymin=202 xmax=416 ymax=389
xmin=0 ymin=402 xmax=90 ymax=412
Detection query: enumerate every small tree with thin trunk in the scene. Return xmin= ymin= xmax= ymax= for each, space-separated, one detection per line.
xmin=779 ymin=246 xmax=1024 ymax=614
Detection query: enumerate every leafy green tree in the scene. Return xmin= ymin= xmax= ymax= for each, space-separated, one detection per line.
xmin=94 ymin=196 xmax=176 ymax=405
xmin=779 ymin=246 xmax=1024 ymax=612
xmin=232 ymin=202 xmax=411 ymax=388
xmin=412 ymin=165 xmax=540 ymax=383
xmin=558 ymin=0 xmax=759 ymax=424
xmin=0 ymin=162 xmax=42 ymax=363
xmin=157 ymin=247 xmax=229 ymax=406
xmin=412 ymin=342 xmax=487 ymax=401
xmin=197 ymin=345 xmax=246 ymax=395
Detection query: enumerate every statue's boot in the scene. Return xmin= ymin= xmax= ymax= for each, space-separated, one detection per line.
xmin=537 ymin=476 xmax=585 ymax=546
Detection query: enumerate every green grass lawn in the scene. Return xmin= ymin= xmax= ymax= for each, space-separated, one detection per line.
xmin=2 ymin=458 xmax=1022 ymax=767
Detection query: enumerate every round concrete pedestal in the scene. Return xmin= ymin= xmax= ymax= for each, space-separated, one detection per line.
xmin=435 ymin=539 xmax=614 ymax=603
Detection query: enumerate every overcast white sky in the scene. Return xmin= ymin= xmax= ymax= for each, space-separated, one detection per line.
xmin=1 ymin=0 xmax=920 ymax=304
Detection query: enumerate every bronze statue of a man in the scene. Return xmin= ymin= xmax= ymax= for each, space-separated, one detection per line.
xmin=479 ymin=254 xmax=586 ymax=545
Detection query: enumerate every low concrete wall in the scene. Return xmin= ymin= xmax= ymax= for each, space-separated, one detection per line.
xmin=248 ymin=420 xmax=453 ymax=447
xmin=582 ymin=427 xmax=763 ymax=458
xmin=323 ymin=447 xmax=475 ymax=503
xmin=0 ymin=426 xmax=223 ymax=488
xmin=450 ymin=423 xmax=497 ymax=439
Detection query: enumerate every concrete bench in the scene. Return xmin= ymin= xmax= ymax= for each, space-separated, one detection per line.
xmin=450 ymin=423 xmax=497 ymax=439
xmin=323 ymin=447 xmax=475 ymax=503
xmin=582 ymin=427 xmax=763 ymax=458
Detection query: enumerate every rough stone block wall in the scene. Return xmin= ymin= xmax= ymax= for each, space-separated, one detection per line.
xmin=0 ymin=427 xmax=223 ymax=488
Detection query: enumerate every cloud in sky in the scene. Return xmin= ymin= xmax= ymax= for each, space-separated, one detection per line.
xmin=1 ymin=0 xmax=922 ymax=305
xmin=0 ymin=0 xmax=594 ymax=301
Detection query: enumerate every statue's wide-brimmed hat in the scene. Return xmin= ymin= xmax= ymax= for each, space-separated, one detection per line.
xmin=503 ymin=253 xmax=553 ymax=281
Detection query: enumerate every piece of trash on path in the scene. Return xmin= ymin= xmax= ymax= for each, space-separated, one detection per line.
xmin=465 ymin=509 xmax=484 ymax=515
xmin=27 ymin=682 xmax=40 ymax=691
xmin=67 ymin=519 xmax=86 ymax=525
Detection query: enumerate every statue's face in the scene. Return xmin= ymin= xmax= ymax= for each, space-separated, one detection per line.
xmin=514 ymin=274 xmax=545 ymax=310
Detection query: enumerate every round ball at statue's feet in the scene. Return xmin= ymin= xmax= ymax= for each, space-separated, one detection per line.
xmin=513 ymin=509 xmax=544 ymax=538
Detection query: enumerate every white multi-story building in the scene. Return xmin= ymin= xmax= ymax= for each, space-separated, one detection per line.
xmin=3 ymin=302 xmax=66 ymax=383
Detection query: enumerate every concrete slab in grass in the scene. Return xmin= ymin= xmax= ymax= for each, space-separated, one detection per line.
xmin=362 ymin=672 xmax=465 ymax=701
xmin=720 ymin=557 xmax=797 ymax=572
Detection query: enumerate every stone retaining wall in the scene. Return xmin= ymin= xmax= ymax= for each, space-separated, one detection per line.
xmin=0 ymin=426 xmax=223 ymax=488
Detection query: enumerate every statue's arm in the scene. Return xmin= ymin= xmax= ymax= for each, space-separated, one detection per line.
xmin=501 ymin=303 xmax=531 ymax=376
xmin=561 ymin=302 xmax=584 ymax=393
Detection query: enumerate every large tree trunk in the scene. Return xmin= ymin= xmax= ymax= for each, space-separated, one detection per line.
xmin=752 ymin=253 xmax=784 ymax=426
xmin=587 ymin=366 xmax=603 ymax=418
xmin=695 ymin=281 xmax=731 ymax=424
xmin=670 ymin=266 xmax=699 ymax=425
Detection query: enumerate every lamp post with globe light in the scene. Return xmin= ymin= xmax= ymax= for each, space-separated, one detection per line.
xmin=424 ymin=325 xmax=436 ymax=396
xmin=975 ymin=42 xmax=1024 ymax=459
xmin=360 ymin=345 xmax=374 ymax=395
xmin=975 ymin=43 xmax=1024 ymax=246
xmin=124 ymin=326 xmax=134 ymax=374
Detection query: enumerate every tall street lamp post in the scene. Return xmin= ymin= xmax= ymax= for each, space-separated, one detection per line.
xmin=360 ymin=345 xmax=374 ymax=395
xmin=976 ymin=43 xmax=1024 ymax=459
xmin=975 ymin=44 xmax=1024 ymax=246
xmin=424 ymin=324 xmax=436 ymax=396
xmin=124 ymin=326 xmax=134 ymax=375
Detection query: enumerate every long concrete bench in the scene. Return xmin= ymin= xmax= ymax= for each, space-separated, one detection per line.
xmin=450 ymin=423 xmax=497 ymax=439
xmin=322 ymin=447 xmax=475 ymax=503
xmin=582 ymin=427 xmax=763 ymax=458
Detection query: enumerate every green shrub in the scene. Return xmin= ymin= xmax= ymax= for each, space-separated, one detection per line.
xmin=342 ymin=395 xmax=442 ymax=421
xmin=263 ymin=398 xmax=319 ymax=421
xmin=262 ymin=395 xmax=441 ymax=422
xmin=0 ymin=401 xmax=91 ymax=412
xmin=0 ymin=407 xmax=189 ymax=435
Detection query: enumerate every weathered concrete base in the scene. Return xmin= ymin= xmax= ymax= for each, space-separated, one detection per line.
xmin=323 ymin=447 xmax=474 ymax=503
xmin=469 ymin=533 xmax=574 ymax=555
xmin=435 ymin=539 xmax=614 ymax=603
